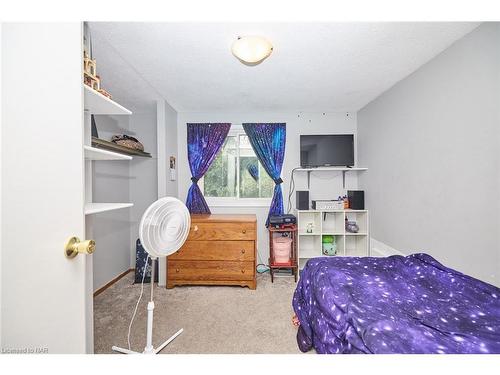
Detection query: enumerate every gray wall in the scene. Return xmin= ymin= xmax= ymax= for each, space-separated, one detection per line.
xmin=165 ymin=101 xmax=179 ymax=198
xmin=92 ymin=115 xmax=132 ymax=291
xmin=157 ymin=100 xmax=180 ymax=286
xmin=93 ymin=110 xmax=158 ymax=291
xmin=129 ymin=110 xmax=158 ymax=267
xmin=358 ymin=23 xmax=500 ymax=286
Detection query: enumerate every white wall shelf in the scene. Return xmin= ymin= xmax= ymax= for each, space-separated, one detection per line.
xmin=297 ymin=209 xmax=369 ymax=269
xmin=295 ymin=167 xmax=368 ymax=172
xmin=85 ymin=203 xmax=133 ymax=215
xmin=83 ymin=85 xmax=132 ymax=115
xmin=294 ymin=166 xmax=367 ymax=189
xmin=84 ymin=145 xmax=133 ymax=161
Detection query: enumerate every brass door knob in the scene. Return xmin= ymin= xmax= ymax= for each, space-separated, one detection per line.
xmin=64 ymin=236 xmax=95 ymax=259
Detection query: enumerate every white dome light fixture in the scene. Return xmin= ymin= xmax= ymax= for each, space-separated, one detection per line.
xmin=231 ymin=36 xmax=273 ymax=65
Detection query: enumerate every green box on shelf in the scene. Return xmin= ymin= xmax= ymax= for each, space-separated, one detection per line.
xmin=322 ymin=235 xmax=337 ymax=256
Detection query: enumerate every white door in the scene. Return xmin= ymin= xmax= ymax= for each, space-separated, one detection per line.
xmin=1 ymin=23 xmax=90 ymax=353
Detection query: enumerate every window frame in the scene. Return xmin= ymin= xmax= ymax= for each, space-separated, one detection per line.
xmin=202 ymin=125 xmax=273 ymax=207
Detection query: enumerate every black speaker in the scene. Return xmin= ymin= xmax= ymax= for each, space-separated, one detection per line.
xmin=296 ymin=191 xmax=309 ymax=210
xmin=348 ymin=190 xmax=364 ymax=210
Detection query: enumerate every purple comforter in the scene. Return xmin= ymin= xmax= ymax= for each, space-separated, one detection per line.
xmin=292 ymin=253 xmax=500 ymax=354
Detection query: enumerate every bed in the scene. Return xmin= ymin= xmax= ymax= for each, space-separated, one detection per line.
xmin=292 ymin=253 xmax=500 ymax=354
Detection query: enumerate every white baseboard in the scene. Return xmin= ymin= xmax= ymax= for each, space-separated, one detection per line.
xmin=370 ymin=238 xmax=405 ymax=257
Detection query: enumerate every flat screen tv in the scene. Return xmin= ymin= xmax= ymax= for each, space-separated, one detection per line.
xmin=300 ymin=134 xmax=354 ymax=167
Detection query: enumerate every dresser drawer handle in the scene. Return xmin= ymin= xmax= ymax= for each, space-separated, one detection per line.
xmin=241 ymin=249 xmax=246 ymax=254
xmin=241 ymin=269 xmax=245 ymax=274
xmin=175 ymin=268 xmax=180 ymax=273
xmin=242 ymin=229 xmax=247 ymax=234
xmin=193 ymin=225 xmax=199 ymax=232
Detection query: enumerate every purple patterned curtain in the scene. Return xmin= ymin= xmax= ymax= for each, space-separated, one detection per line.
xmin=186 ymin=123 xmax=231 ymax=214
xmin=242 ymin=123 xmax=286 ymax=226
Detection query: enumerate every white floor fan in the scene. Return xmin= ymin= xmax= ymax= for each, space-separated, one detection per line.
xmin=112 ymin=197 xmax=191 ymax=354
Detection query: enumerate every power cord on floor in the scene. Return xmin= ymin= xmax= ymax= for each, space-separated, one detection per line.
xmin=127 ymin=254 xmax=149 ymax=351
xmin=256 ymin=264 xmax=270 ymax=273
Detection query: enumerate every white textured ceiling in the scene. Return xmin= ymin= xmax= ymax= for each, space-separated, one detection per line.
xmin=89 ymin=22 xmax=479 ymax=113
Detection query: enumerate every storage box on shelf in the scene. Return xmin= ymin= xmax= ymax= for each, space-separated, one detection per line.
xmin=296 ymin=209 xmax=369 ymax=269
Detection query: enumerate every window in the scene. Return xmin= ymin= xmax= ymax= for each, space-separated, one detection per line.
xmin=202 ymin=127 xmax=274 ymax=205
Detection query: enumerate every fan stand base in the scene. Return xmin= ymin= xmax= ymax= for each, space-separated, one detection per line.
xmin=112 ymin=300 xmax=183 ymax=354
xmin=112 ymin=258 xmax=183 ymax=354
xmin=112 ymin=328 xmax=183 ymax=355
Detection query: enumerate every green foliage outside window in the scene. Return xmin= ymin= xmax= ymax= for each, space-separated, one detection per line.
xmin=204 ymin=134 xmax=273 ymax=199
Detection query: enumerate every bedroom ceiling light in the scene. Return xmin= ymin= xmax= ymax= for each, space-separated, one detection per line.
xmin=231 ymin=36 xmax=273 ymax=65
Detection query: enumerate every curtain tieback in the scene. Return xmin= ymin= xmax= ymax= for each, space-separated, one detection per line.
xmin=191 ymin=176 xmax=200 ymax=184
xmin=273 ymin=177 xmax=283 ymax=185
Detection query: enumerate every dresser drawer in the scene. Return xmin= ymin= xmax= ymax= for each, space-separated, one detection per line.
xmin=168 ymin=240 xmax=255 ymax=261
xmin=168 ymin=260 xmax=254 ymax=281
xmin=187 ymin=222 xmax=255 ymax=241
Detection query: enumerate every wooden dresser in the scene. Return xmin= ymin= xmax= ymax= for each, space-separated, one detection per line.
xmin=166 ymin=214 xmax=257 ymax=289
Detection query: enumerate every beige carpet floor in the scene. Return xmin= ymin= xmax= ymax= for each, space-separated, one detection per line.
xmin=94 ymin=272 xmax=302 ymax=354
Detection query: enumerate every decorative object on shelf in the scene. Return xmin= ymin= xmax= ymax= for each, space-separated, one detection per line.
xmin=306 ymin=222 xmax=314 ymax=233
xmin=84 ymin=73 xmax=100 ymax=91
xmin=97 ymin=88 xmax=112 ymax=99
xmin=82 ymin=25 xmax=113 ymax=100
xmin=186 ymin=123 xmax=232 ymax=214
xmin=343 ymin=195 xmax=349 ymax=209
xmin=322 ymin=235 xmax=337 ymax=256
xmin=83 ymin=50 xmax=101 ymax=90
xmin=83 ymin=52 xmax=97 ymax=77
xmin=91 ymin=137 xmax=152 ymax=157
xmin=345 ymin=220 xmax=359 ymax=233
xmin=91 ymin=115 xmax=99 ymax=138
xmin=111 ymin=134 xmax=145 ymax=151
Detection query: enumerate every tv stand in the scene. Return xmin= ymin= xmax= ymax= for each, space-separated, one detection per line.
xmin=294 ymin=166 xmax=367 ymax=189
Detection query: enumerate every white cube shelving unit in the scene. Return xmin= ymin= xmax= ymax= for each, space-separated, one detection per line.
xmin=296 ymin=209 xmax=369 ymax=269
